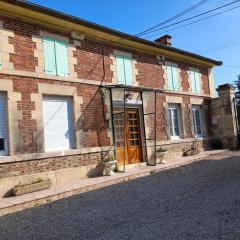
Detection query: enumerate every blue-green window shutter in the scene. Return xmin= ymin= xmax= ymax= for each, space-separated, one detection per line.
xmin=167 ymin=66 xmax=174 ymax=90
xmin=43 ymin=37 xmax=56 ymax=75
xmin=123 ymin=56 xmax=133 ymax=85
xmin=172 ymin=66 xmax=179 ymax=90
xmin=195 ymin=72 xmax=201 ymax=93
xmin=55 ymin=40 xmax=69 ymax=77
xmin=116 ymin=55 xmax=125 ymax=84
xmin=190 ymin=71 xmax=196 ymax=92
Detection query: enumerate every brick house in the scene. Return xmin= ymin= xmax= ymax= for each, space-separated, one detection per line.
xmin=0 ymin=0 xmax=226 ymax=195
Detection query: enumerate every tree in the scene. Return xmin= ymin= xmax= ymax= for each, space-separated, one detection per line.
xmin=234 ymin=74 xmax=240 ymax=104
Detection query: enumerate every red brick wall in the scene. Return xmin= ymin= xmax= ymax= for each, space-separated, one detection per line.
xmin=0 ymin=14 xmax=210 ymax=92
xmin=74 ymin=39 xmax=113 ymax=82
xmin=200 ymin=67 xmax=210 ymax=95
xmin=0 ymin=152 xmax=105 ymax=179
xmin=13 ymin=77 xmax=38 ymax=153
xmin=135 ymin=53 xmax=164 ymax=88
xmin=77 ymin=84 xmax=110 ymax=147
xmin=182 ymin=97 xmax=193 ymax=138
xmin=0 ymin=14 xmax=213 ymax=156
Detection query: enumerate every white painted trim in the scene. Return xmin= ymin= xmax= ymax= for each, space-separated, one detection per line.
xmin=168 ymin=103 xmax=182 ymax=139
xmin=192 ymin=105 xmax=203 ymax=138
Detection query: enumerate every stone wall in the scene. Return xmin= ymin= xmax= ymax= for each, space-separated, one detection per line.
xmin=211 ymin=84 xmax=238 ymax=149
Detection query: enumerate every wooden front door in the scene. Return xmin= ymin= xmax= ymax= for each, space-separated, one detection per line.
xmin=114 ymin=109 xmax=143 ymax=165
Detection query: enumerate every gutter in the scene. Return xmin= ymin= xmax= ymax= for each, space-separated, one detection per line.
xmin=0 ymin=0 xmax=222 ymax=66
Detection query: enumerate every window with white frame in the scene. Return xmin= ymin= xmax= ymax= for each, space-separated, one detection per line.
xmin=168 ymin=104 xmax=181 ymax=139
xmin=192 ymin=106 xmax=202 ymax=137
xmin=166 ymin=63 xmax=180 ymax=91
xmin=190 ymin=68 xmax=201 ymax=93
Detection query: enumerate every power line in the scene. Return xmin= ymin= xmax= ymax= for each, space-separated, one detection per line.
xmin=199 ymin=41 xmax=240 ymax=54
xmin=144 ymin=4 xmax=240 ymax=39
xmin=139 ymin=0 xmax=240 ymax=37
xmin=134 ymin=0 xmax=210 ymax=37
xmin=223 ymin=64 xmax=240 ymax=69
xmin=196 ymin=38 xmax=240 ymax=53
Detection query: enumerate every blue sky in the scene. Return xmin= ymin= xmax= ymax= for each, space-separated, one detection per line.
xmin=29 ymin=0 xmax=240 ymax=91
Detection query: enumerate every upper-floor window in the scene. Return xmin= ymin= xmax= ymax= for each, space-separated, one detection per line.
xmin=115 ymin=54 xmax=133 ymax=85
xmin=190 ymin=68 xmax=201 ymax=93
xmin=43 ymin=37 xmax=69 ymax=77
xmin=168 ymin=104 xmax=181 ymax=139
xmin=192 ymin=106 xmax=202 ymax=137
xmin=166 ymin=63 xmax=180 ymax=91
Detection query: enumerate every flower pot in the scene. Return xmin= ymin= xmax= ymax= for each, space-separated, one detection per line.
xmin=104 ymin=160 xmax=117 ymax=176
xmin=156 ymin=151 xmax=167 ymax=164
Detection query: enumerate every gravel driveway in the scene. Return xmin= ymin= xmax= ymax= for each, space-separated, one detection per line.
xmin=0 ymin=152 xmax=240 ymax=240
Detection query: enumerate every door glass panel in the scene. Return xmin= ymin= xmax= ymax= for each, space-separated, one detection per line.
xmin=128 ymin=111 xmax=140 ymax=147
xmin=114 ymin=112 xmax=125 ymax=147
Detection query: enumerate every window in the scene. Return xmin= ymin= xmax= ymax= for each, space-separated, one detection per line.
xmin=190 ymin=68 xmax=201 ymax=93
xmin=42 ymin=96 xmax=74 ymax=152
xmin=115 ymin=54 xmax=133 ymax=85
xmin=166 ymin=64 xmax=180 ymax=91
xmin=0 ymin=138 xmax=5 ymax=151
xmin=192 ymin=106 xmax=202 ymax=137
xmin=168 ymin=104 xmax=181 ymax=139
xmin=43 ymin=37 xmax=69 ymax=77
xmin=0 ymin=92 xmax=8 ymax=156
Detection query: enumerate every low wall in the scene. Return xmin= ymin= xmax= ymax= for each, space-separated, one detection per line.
xmin=0 ymin=147 xmax=113 ymax=197
xmin=147 ymin=138 xmax=213 ymax=165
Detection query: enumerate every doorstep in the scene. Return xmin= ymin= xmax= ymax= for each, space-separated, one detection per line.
xmin=118 ymin=162 xmax=147 ymax=171
xmin=0 ymin=149 xmax=228 ymax=217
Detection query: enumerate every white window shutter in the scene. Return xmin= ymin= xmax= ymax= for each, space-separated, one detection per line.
xmin=43 ymin=96 xmax=74 ymax=152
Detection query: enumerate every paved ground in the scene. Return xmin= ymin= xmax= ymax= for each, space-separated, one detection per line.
xmin=0 ymin=151 xmax=240 ymax=240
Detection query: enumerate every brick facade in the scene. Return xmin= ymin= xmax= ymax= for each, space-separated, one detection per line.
xmin=0 ymin=151 xmax=103 ymax=179
xmin=0 ymin=11 xmax=218 ymax=182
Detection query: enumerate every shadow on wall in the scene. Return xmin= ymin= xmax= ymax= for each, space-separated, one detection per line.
xmin=86 ymin=162 xmax=105 ymax=178
xmin=75 ymin=86 xmax=110 ymax=148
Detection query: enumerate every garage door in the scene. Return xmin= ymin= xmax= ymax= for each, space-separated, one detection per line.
xmin=0 ymin=92 xmax=8 ymax=156
xmin=43 ymin=96 xmax=74 ymax=152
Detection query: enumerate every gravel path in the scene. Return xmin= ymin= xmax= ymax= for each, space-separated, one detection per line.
xmin=0 ymin=152 xmax=240 ymax=240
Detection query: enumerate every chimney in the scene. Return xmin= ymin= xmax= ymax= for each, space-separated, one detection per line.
xmin=154 ymin=35 xmax=172 ymax=46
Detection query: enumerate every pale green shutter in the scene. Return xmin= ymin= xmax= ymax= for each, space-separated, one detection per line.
xmin=43 ymin=37 xmax=56 ymax=75
xmin=190 ymin=71 xmax=196 ymax=92
xmin=172 ymin=66 xmax=179 ymax=90
xmin=116 ymin=55 xmax=125 ymax=84
xmin=195 ymin=72 xmax=201 ymax=93
xmin=55 ymin=40 xmax=69 ymax=77
xmin=167 ymin=66 xmax=174 ymax=90
xmin=124 ymin=56 xmax=133 ymax=85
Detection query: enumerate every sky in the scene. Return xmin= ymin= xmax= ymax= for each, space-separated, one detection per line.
xmin=29 ymin=0 xmax=240 ymax=92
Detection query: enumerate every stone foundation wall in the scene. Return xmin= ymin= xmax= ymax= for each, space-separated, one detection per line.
xmin=147 ymin=138 xmax=212 ymax=165
xmin=0 ymin=148 xmax=112 ymax=179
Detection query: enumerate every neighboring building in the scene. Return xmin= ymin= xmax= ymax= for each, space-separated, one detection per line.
xmin=1 ymin=0 xmax=235 ymax=195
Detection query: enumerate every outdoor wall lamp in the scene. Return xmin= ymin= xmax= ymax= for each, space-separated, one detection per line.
xmin=125 ymin=91 xmax=133 ymax=101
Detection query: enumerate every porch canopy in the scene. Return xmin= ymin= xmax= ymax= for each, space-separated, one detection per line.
xmin=101 ymin=84 xmax=164 ymax=172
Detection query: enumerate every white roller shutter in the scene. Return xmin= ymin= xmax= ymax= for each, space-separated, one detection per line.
xmin=0 ymin=92 xmax=8 ymax=156
xmin=43 ymin=96 xmax=74 ymax=152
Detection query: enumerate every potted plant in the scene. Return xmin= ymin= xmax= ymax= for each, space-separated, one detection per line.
xmin=156 ymin=147 xmax=167 ymax=164
xmin=104 ymin=155 xmax=117 ymax=176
